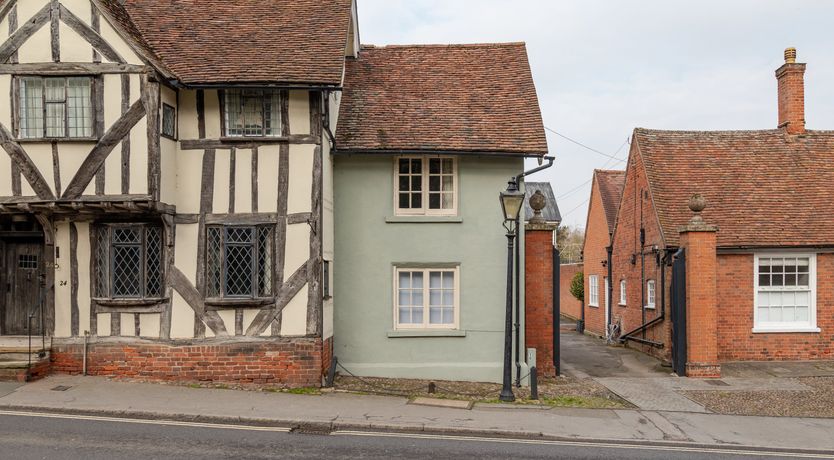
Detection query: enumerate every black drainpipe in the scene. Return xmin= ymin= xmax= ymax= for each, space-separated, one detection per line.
xmin=606 ymin=245 xmax=613 ymax=336
xmin=621 ymin=249 xmax=667 ymax=347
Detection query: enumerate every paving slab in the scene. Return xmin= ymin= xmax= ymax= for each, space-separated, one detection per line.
xmin=410 ymin=397 xmax=472 ymax=410
xmin=595 ymin=378 xmax=709 ymax=413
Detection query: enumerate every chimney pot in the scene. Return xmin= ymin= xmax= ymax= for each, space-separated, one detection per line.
xmin=784 ymin=47 xmax=797 ymax=64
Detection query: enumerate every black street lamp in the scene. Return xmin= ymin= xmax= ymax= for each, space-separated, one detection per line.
xmin=498 ymin=178 xmax=524 ymax=402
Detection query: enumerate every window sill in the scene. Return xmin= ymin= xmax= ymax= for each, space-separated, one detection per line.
xmin=618 ymin=303 xmax=627 ymax=307
xmin=752 ymin=327 xmax=821 ymax=334
xmin=385 ymin=216 xmax=463 ymax=224
xmin=92 ymin=298 xmax=167 ymax=307
xmin=205 ymin=298 xmax=273 ymax=308
xmin=17 ymin=137 xmax=98 ymax=143
xmin=387 ymin=329 xmax=466 ymax=338
xmin=588 ymin=303 xmax=599 ymax=309
xmin=644 ymin=305 xmax=656 ymax=310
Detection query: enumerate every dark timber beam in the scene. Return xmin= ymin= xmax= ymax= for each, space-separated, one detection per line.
xmin=58 ymin=4 xmax=124 ymax=64
xmin=0 ymin=1 xmax=16 ymax=26
xmin=0 ymin=123 xmax=56 ymax=200
xmin=245 ymin=262 xmax=310 ymax=336
xmin=170 ymin=266 xmax=228 ymax=337
xmin=0 ymin=2 xmax=50 ymax=63
xmin=62 ymin=100 xmax=146 ymax=199
xmin=0 ymin=62 xmax=147 ymax=75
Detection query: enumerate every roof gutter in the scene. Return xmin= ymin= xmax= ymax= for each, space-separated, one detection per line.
xmin=334 ymin=149 xmax=548 ymax=159
xmin=166 ymin=80 xmax=343 ymax=91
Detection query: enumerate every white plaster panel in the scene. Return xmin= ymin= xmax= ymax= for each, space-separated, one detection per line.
xmin=129 ymin=117 xmax=148 ymax=194
xmin=25 ymin=144 xmax=54 ymax=197
xmin=0 ymin=152 xmax=11 ymax=197
xmin=75 ymin=222 xmax=92 ymax=333
xmin=204 ymin=319 xmax=215 ymax=338
xmin=17 ymin=2 xmax=47 ymax=22
xmin=204 ymin=90 xmax=222 ymax=139
xmin=161 ymin=137 xmax=177 ymax=203
xmin=104 ymin=142 xmax=122 ymax=195
xmin=53 ymin=221 xmax=72 ymax=338
xmin=57 ymin=143 xmax=95 ymax=197
xmin=17 ymin=24 xmax=51 ymax=64
xmin=280 ymin=284 xmax=309 ymax=336
xmin=175 ymin=150 xmax=202 ymax=214
xmin=98 ymin=16 xmax=141 ymax=64
xmin=288 ymin=90 xmax=310 ymax=135
xmin=139 ymin=313 xmax=161 ymax=338
xmin=120 ymin=313 xmax=133 ymax=336
xmin=284 ymin=223 xmax=310 ymax=281
xmin=217 ymin=309 xmax=235 ymax=335
xmin=62 ymin=0 xmax=92 ymax=27
xmin=170 ymin=291 xmax=195 ymax=339
xmin=234 ymin=148 xmax=252 ymax=213
xmin=97 ymin=313 xmax=111 ymax=337
xmin=178 ymin=90 xmax=198 ymax=140
xmin=256 ymin=145 xmax=280 ymax=213
xmin=59 ymin=22 xmax=93 ymax=63
xmin=0 ymin=76 xmax=11 ymax=129
xmin=287 ymin=144 xmax=314 ymax=214
xmin=323 ymin=298 xmax=333 ymax=340
xmin=174 ymin=223 xmax=199 ymax=285
xmin=0 ymin=15 xmax=8 ymax=41
xmin=212 ymin=149 xmax=231 ymax=213
xmin=102 ymin=74 xmax=121 ymax=127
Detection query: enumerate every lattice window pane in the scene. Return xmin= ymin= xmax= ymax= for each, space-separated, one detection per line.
xmin=206 ymin=227 xmax=223 ymax=298
xmin=20 ymin=78 xmax=43 ymax=139
xmin=67 ymin=77 xmax=92 ymax=138
xmin=145 ymin=227 xmax=163 ymax=298
xmin=266 ymin=90 xmax=281 ymax=136
xmin=162 ymin=104 xmax=176 ymax=138
xmin=94 ymin=226 xmax=110 ymax=297
xmin=225 ymin=242 xmax=254 ymax=297
xmin=113 ymin=227 xmax=141 ymax=243
xmin=242 ymin=91 xmax=263 ymax=136
xmin=257 ymin=226 xmax=273 ymax=296
xmin=225 ymin=89 xmax=282 ymax=137
xmin=225 ymin=90 xmax=243 ymax=136
xmin=112 ymin=243 xmax=142 ymax=298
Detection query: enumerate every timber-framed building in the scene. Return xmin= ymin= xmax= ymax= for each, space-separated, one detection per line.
xmin=0 ymin=0 xmax=357 ymax=384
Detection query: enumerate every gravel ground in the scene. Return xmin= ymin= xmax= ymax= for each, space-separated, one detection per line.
xmin=682 ymin=377 xmax=834 ymax=418
xmin=333 ymin=374 xmax=632 ymax=408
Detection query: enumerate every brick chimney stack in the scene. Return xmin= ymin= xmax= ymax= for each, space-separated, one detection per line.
xmin=775 ymin=47 xmax=806 ymax=134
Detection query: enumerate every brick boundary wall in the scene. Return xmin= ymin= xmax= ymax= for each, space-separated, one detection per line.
xmin=50 ymin=338 xmax=324 ymax=387
xmin=321 ymin=336 xmax=334 ymax=377
xmin=558 ymin=263 xmax=583 ymax=320
xmin=525 ymin=223 xmax=558 ymax=377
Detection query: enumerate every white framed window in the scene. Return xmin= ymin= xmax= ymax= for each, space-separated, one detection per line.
xmin=395 ymin=156 xmax=457 ymax=216
xmin=646 ymin=280 xmax=656 ymax=309
xmin=754 ymin=254 xmax=819 ymax=333
xmin=394 ymin=267 xmax=460 ymax=329
xmin=588 ymin=275 xmax=599 ymax=307
xmin=619 ymin=279 xmax=627 ymax=306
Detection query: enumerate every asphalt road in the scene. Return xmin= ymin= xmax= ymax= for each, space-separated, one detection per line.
xmin=0 ymin=411 xmax=827 ymax=460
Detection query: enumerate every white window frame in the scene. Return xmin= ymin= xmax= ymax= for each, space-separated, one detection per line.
xmin=604 ymin=277 xmax=610 ymax=310
xmin=393 ymin=266 xmax=460 ymax=330
xmin=393 ymin=156 xmax=458 ymax=217
xmin=619 ymin=279 xmax=627 ymax=306
xmin=753 ymin=253 xmax=819 ymax=333
xmin=645 ymin=280 xmax=656 ymax=309
xmin=588 ymin=275 xmax=599 ymax=307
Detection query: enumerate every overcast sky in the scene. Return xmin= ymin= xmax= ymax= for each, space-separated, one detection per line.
xmin=356 ymin=0 xmax=834 ymax=227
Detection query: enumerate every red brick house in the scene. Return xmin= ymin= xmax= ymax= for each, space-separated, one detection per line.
xmin=581 ymin=170 xmax=625 ymax=337
xmin=611 ymin=49 xmax=834 ymax=377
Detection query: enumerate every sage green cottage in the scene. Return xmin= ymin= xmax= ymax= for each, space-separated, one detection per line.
xmin=332 ymin=43 xmax=549 ymax=382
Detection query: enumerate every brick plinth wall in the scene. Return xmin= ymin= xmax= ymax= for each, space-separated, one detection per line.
xmin=322 ymin=336 xmax=334 ymax=377
xmin=558 ymin=263 xmax=583 ymax=321
xmin=525 ymin=222 xmax=557 ymax=377
xmin=680 ymin=220 xmax=720 ymax=378
xmin=50 ymin=338 xmax=323 ymax=387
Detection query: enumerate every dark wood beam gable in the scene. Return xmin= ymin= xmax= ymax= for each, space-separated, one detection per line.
xmin=0 ymin=1 xmax=16 ymax=26
xmin=62 ymin=99 xmax=146 ymax=199
xmin=169 ymin=266 xmax=228 ymax=337
xmin=0 ymin=2 xmax=51 ymax=63
xmin=50 ymin=0 xmax=60 ymax=62
xmin=0 ymin=123 xmax=55 ymax=199
xmin=0 ymin=62 xmax=146 ymax=75
xmin=58 ymin=4 xmax=125 ymax=64
xmin=244 ymin=262 xmax=310 ymax=336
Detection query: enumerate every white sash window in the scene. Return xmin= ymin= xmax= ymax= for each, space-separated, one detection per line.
xmin=754 ymin=254 xmax=819 ymax=333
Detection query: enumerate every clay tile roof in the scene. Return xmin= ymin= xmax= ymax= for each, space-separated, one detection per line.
xmin=97 ymin=0 xmax=353 ymax=85
xmin=335 ymin=43 xmax=548 ymax=155
xmin=595 ymin=169 xmax=626 ymax=234
xmin=635 ymin=128 xmax=834 ymax=248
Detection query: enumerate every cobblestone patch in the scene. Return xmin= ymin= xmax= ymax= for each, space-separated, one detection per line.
xmin=682 ymin=377 xmax=834 ymax=418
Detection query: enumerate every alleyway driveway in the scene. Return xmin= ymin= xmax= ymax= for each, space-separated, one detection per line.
xmin=559 ymin=330 xmax=826 ymax=413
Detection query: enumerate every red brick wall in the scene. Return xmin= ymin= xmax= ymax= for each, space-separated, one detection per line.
xmin=610 ymin=145 xmax=671 ymax=360
xmin=525 ymin=227 xmax=556 ymax=376
xmin=558 ymin=263 xmax=583 ymax=320
xmin=717 ymin=253 xmax=834 ymax=361
xmin=51 ymin=338 xmax=323 ymax=387
xmin=681 ymin=229 xmax=720 ymax=377
xmin=322 ymin=336 xmax=334 ymax=376
xmin=582 ymin=178 xmax=611 ymax=336
xmin=776 ymin=62 xmax=806 ymax=134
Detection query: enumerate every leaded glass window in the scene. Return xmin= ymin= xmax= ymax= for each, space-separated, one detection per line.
xmin=93 ymin=224 xmax=164 ymax=299
xmin=162 ymin=103 xmax=176 ymax=139
xmin=223 ymin=89 xmax=282 ymax=137
xmin=19 ymin=77 xmax=93 ymax=139
xmin=206 ymin=225 xmax=274 ymax=299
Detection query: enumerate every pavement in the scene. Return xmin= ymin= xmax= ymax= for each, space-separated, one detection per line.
xmin=558 ymin=330 xmax=828 ymax=413
xmin=0 ymin=375 xmax=832 ymax=454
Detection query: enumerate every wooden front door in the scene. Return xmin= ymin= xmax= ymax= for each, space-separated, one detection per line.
xmin=1 ymin=242 xmax=43 ymax=335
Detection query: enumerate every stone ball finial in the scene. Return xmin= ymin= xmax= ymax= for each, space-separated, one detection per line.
xmin=689 ymin=194 xmax=707 ymax=214
xmin=529 ymin=190 xmax=547 ymax=224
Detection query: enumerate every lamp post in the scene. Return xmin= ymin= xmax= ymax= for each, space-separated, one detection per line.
xmin=499 ymin=178 xmax=525 ymax=402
